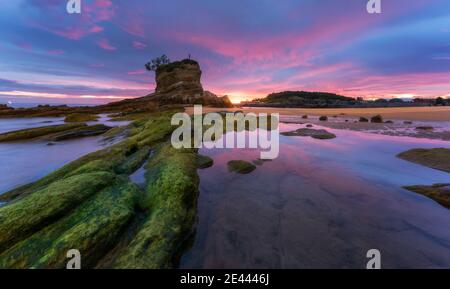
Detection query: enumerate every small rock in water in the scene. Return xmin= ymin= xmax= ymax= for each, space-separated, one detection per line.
xmin=359 ymin=117 xmax=369 ymax=122
xmin=370 ymin=115 xmax=383 ymax=123
xmin=47 ymin=142 xmax=55 ymax=146
xmin=197 ymin=154 xmax=213 ymax=169
xmin=319 ymin=116 xmax=328 ymax=121
xmin=281 ymin=128 xmax=336 ymax=139
xmin=385 ymin=120 xmax=394 ymax=124
xmin=228 ymin=160 xmax=256 ymax=174
xmin=404 ymin=121 xmax=413 ymax=125
xmin=302 ymin=115 xmax=308 ymax=119
xmin=306 ymin=124 xmax=313 ymax=128
xmin=415 ymin=126 xmax=434 ymax=131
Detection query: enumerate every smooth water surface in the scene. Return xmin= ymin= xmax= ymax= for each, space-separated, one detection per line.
xmin=180 ymin=122 xmax=450 ymax=269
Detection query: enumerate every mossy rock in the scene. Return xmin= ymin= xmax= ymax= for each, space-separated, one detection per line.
xmin=0 ymin=111 xmax=176 ymax=202
xmin=228 ymin=160 xmax=256 ymax=174
xmin=115 ymin=146 xmax=151 ymax=175
xmin=65 ymin=113 xmax=98 ymax=123
xmin=404 ymin=183 xmax=450 ymax=209
xmin=0 ymin=172 xmax=115 ymax=252
xmin=112 ymin=143 xmax=199 ymax=268
xmin=371 ymin=115 xmax=383 ymax=123
xmin=0 ymin=123 xmax=86 ymax=142
xmin=281 ymin=128 xmax=336 ymax=139
xmin=0 ymin=109 xmax=199 ymax=268
xmin=48 ymin=124 xmax=111 ymax=141
xmin=397 ymin=148 xmax=450 ymax=173
xmin=0 ymin=178 xmax=138 ymax=268
xmin=359 ymin=117 xmax=369 ymax=122
xmin=197 ymin=154 xmax=213 ymax=169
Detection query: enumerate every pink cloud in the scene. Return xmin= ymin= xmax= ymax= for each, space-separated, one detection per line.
xmin=132 ymin=41 xmax=147 ymax=49
xmin=96 ymin=38 xmax=117 ymax=51
xmin=90 ymin=25 xmax=104 ymax=33
xmin=127 ymin=69 xmax=146 ymax=75
xmin=89 ymin=63 xmax=105 ymax=68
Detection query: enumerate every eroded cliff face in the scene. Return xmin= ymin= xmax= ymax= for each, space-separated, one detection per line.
xmin=151 ymin=59 xmax=232 ymax=107
xmin=155 ymin=59 xmax=203 ymax=96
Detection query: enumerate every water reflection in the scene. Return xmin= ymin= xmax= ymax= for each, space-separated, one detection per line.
xmin=0 ymin=115 xmax=130 ymax=195
xmin=180 ymin=123 xmax=450 ymax=269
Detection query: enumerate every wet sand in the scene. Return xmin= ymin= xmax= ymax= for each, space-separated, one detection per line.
xmin=186 ymin=106 xmax=450 ymax=122
xmin=185 ymin=106 xmax=450 ymax=141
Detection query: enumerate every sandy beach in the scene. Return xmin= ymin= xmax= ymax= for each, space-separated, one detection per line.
xmin=186 ymin=106 xmax=450 ymax=122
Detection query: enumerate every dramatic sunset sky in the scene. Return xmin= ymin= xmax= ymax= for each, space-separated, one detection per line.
xmin=1 ymin=0 xmax=450 ymax=105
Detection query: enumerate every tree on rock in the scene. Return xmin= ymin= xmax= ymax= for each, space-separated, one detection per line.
xmin=145 ymin=55 xmax=171 ymax=72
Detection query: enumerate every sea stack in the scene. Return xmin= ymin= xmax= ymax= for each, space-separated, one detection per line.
xmin=150 ymin=59 xmax=232 ymax=107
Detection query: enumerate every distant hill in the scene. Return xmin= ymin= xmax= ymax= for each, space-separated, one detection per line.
xmin=243 ymin=91 xmax=356 ymax=108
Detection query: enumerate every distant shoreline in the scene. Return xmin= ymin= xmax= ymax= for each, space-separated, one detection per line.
xmin=186 ymin=106 xmax=450 ymax=122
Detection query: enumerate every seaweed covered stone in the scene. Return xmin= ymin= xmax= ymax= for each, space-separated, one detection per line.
xmin=281 ymin=128 xmax=336 ymax=139
xmin=197 ymin=154 xmax=214 ymax=169
xmin=404 ymin=183 xmax=450 ymax=209
xmin=397 ymin=148 xmax=450 ymax=173
xmin=227 ymin=160 xmax=256 ymax=174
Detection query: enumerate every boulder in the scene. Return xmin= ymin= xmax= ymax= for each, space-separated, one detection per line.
xmin=370 ymin=115 xmax=383 ymax=123
xmin=359 ymin=117 xmax=369 ymax=122
xmin=281 ymin=128 xmax=336 ymax=139
xmin=227 ymin=160 xmax=256 ymax=174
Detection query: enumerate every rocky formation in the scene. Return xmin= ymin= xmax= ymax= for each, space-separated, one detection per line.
xmin=281 ymin=128 xmax=336 ymax=139
xmin=149 ymin=59 xmax=232 ymax=107
xmin=0 ymin=59 xmax=231 ymax=119
xmin=227 ymin=160 xmax=256 ymax=174
xmin=404 ymin=183 xmax=450 ymax=209
xmin=397 ymin=148 xmax=450 ymax=173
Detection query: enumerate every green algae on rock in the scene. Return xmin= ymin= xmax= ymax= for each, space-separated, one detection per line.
xmin=281 ymin=128 xmax=336 ymax=139
xmin=65 ymin=113 xmax=99 ymax=123
xmin=197 ymin=154 xmax=214 ymax=169
xmin=404 ymin=184 xmax=450 ymax=209
xmin=47 ymin=124 xmax=112 ymax=141
xmin=0 ymin=177 xmax=138 ymax=268
xmin=0 ymin=172 xmax=115 ymax=253
xmin=0 ymin=123 xmax=86 ymax=142
xmin=0 ymin=109 xmax=202 ymax=268
xmin=228 ymin=160 xmax=257 ymax=174
xmin=397 ymin=148 xmax=450 ymax=173
xmin=112 ymin=143 xmax=199 ymax=268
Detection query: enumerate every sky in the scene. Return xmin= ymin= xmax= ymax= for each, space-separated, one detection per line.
xmin=0 ymin=0 xmax=450 ymax=105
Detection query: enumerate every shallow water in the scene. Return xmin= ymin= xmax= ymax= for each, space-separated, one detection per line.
xmin=0 ymin=115 xmax=130 ymax=195
xmin=0 ymin=117 xmax=65 ymax=134
xmin=180 ymin=123 xmax=450 ymax=269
